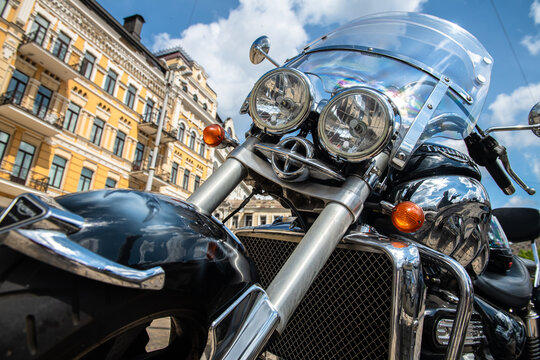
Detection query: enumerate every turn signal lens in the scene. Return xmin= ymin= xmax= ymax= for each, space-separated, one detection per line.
xmin=203 ymin=124 xmax=226 ymax=147
xmin=391 ymin=201 xmax=425 ymax=233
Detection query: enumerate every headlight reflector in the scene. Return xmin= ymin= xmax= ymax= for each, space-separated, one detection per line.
xmin=249 ymin=68 xmax=312 ymax=134
xmin=318 ymin=88 xmax=394 ymax=162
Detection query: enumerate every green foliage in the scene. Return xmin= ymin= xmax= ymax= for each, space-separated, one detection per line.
xmin=519 ymin=249 xmax=538 ymax=261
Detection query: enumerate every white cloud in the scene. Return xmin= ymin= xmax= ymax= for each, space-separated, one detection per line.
xmin=522 ymin=0 xmax=540 ymax=55
xmin=531 ymin=0 xmax=540 ymax=24
xmin=485 ymin=82 xmax=540 ymax=147
xmin=151 ymin=0 xmax=425 ymax=134
xmin=521 ymin=34 xmax=540 ymax=55
xmin=502 ymin=195 xmax=537 ymax=207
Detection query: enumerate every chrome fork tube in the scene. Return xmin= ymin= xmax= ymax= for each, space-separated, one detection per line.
xmin=188 ymin=141 xmax=255 ymax=213
xmin=267 ymin=153 xmax=388 ymax=332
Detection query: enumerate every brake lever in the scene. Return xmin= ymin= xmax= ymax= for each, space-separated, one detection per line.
xmin=493 ymin=144 xmax=536 ymax=195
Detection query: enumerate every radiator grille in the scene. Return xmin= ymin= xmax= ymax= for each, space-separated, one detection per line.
xmin=238 ymin=233 xmax=394 ymax=360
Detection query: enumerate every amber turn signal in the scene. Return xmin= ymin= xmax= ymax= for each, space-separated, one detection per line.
xmin=203 ymin=124 xmax=226 ymax=147
xmin=391 ymin=201 xmax=425 ymax=233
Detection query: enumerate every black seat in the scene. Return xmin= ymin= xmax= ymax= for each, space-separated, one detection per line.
xmin=474 ymin=255 xmax=532 ymax=309
xmin=492 ymin=207 xmax=540 ymax=243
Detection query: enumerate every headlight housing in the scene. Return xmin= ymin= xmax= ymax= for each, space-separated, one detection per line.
xmin=249 ymin=68 xmax=312 ymax=134
xmin=317 ymin=87 xmax=394 ymax=162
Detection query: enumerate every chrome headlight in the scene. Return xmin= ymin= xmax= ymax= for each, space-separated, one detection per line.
xmin=317 ymin=88 xmax=394 ymax=162
xmin=249 ymin=68 xmax=312 ymax=134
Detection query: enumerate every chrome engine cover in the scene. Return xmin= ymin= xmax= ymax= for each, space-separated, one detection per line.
xmin=388 ymin=175 xmax=491 ymax=277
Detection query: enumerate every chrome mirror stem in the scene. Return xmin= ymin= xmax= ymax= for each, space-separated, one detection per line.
xmin=484 ymin=123 xmax=540 ymax=135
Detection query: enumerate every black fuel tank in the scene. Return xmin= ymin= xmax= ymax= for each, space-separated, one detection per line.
xmin=391 ymin=143 xmax=481 ymax=184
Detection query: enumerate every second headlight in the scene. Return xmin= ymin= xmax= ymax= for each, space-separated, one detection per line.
xmin=249 ymin=68 xmax=312 ymax=134
xmin=318 ymin=87 xmax=394 ymax=162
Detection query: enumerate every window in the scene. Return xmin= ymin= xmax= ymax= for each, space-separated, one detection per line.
xmin=12 ymin=141 xmax=35 ymax=183
xmin=0 ymin=131 xmax=9 ymax=161
xmin=105 ymin=177 xmax=117 ymax=188
xmin=113 ymin=131 xmax=126 ymax=157
xmin=64 ymin=102 xmax=80 ymax=133
xmin=171 ymin=162 xmax=179 ymax=184
xmin=182 ymin=169 xmax=190 ymax=190
xmin=51 ymin=31 xmax=70 ymax=61
xmin=29 ymin=14 xmax=49 ymax=46
xmin=202 ymin=103 xmax=208 ymax=111
xmin=177 ymin=123 xmax=185 ymax=142
xmin=6 ymin=70 xmax=29 ymax=105
xmin=194 ymin=175 xmax=200 ymax=190
xmin=134 ymin=142 xmax=144 ymax=168
xmin=244 ymin=214 xmax=253 ymax=227
xmin=232 ymin=216 xmax=238 ymax=228
xmin=90 ymin=118 xmax=104 ymax=145
xmin=125 ymin=85 xmax=136 ymax=108
xmin=77 ymin=167 xmax=93 ymax=191
xmin=33 ymin=85 xmax=52 ymax=119
xmin=260 ymin=215 xmax=267 ymax=225
xmin=192 ymin=94 xmax=198 ymax=103
xmin=199 ymin=142 xmax=205 ymax=157
xmin=144 ymin=98 xmax=154 ymax=123
xmin=103 ymin=70 xmax=117 ymax=95
xmin=0 ymin=0 xmax=8 ymax=18
xmin=79 ymin=52 xmax=95 ymax=79
xmin=188 ymin=131 xmax=196 ymax=150
xmin=48 ymin=155 xmax=67 ymax=189
xmin=182 ymin=84 xmax=187 ymax=92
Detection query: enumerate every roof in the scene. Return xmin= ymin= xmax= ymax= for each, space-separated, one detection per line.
xmin=84 ymin=0 xmax=168 ymax=74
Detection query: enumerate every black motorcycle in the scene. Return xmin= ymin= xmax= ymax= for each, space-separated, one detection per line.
xmin=1 ymin=12 xmax=540 ymax=360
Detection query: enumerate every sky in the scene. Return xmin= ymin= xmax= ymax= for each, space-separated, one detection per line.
xmin=99 ymin=0 xmax=540 ymax=210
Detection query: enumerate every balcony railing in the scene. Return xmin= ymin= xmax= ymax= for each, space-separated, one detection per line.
xmin=0 ymin=90 xmax=64 ymax=129
xmin=19 ymin=30 xmax=80 ymax=80
xmin=139 ymin=109 xmax=178 ymax=143
xmin=131 ymin=157 xmax=170 ymax=186
xmin=0 ymin=160 xmax=49 ymax=192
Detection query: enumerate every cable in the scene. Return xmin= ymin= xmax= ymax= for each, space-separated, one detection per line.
xmin=489 ymin=0 xmax=535 ymax=101
xmin=223 ymin=190 xmax=256 ymax=224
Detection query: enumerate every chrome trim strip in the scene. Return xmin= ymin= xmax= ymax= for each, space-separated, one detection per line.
xmin=390 ymin=77 xmax=450 ymax=169
xmin=532 ymin=241 xmax=540 ymax=288
xmin=254 ymin=142 xmax=346 ymax=182
xmin=0 ymin=193 xmax=85 ymax=234
xmin=301 ymin=45 xmax=473 ymax=104
xmin=416 ymin=243 xmax=473 ymax=360
xmin=343 ymin=232 xmax=425 ymax=360
xmin=0 ymin=229 xmax=165 ymax=289
xmin=201 ymin=285 xmax=280 ymax=360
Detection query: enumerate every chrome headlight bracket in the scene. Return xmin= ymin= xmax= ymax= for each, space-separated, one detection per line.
xmin=248 ymin=68 xmax=313 ymax=135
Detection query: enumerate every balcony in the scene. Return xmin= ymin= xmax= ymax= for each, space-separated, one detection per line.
xmin=138 ymin=110 xmax=178 ymax=143
xmin=18 ymin=30 xmax=80 ymax=81
xmin=0 ymin=91 xmax=63 ymax=137
xmin=0 ymin=160 xmax=49 ymax=198
xmin=130 ymin=159 xmax=169 ymax=187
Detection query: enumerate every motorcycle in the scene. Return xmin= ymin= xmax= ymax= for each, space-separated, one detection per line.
xmin=1 ymin=11 xmax=540 ymax=360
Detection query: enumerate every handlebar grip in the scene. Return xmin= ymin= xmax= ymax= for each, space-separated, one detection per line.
xmin=484 ymin=159 xmax=515 ymax=195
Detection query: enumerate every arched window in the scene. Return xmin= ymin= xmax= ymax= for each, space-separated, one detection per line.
xmin=199 ymin=141 xmax=205 ymax=157
xmin=177 ymin=123 xmax=185 ymax=142
xmin=189 ymin=131 xmax=196 ymax=150
xmin=192 ymin=94 xmax=198 ymax=103
xmin=226 ymin=127 xmax=232 ymax=136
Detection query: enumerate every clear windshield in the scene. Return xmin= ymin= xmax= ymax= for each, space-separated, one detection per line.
xmin=288 ymin=12 xmax=493 ymax=154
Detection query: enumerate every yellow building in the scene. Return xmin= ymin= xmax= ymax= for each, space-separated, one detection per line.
xmin=0 ymin=0 xmax=218 ymax=207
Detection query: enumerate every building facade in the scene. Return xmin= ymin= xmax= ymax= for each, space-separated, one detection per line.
xmin=0 ymin=0 xmax=218 ymax=207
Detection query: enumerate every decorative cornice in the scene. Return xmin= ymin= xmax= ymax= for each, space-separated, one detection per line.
xmin=40 ymin=0 xmax=166 ymax=99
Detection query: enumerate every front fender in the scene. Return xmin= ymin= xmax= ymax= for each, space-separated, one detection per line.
xmin=55 ymin=190 xmax=257 ymax=318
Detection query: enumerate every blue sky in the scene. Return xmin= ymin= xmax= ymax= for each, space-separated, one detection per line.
xmin=99 ymin=0 xmax=540 ymax=210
